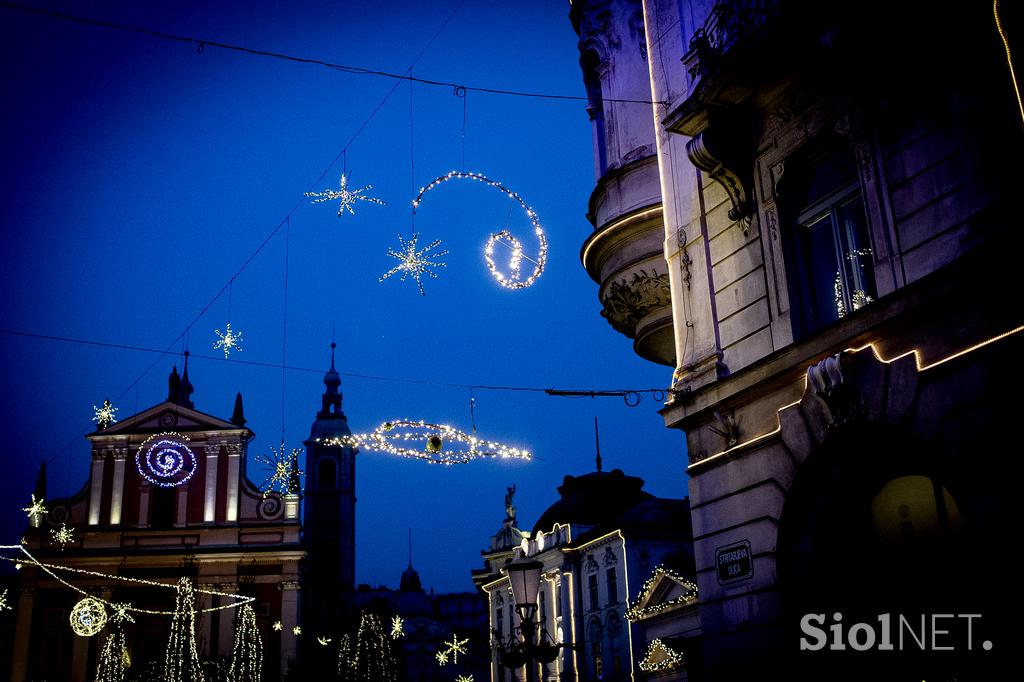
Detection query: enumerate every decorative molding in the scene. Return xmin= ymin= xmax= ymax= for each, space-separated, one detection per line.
xmin=687 ymin=129 xmax=754 ymax=233
xmin=600 ymin=269 xmax=672 ymax=338
xmin=603 ymin=547 xmax=618 ymax=567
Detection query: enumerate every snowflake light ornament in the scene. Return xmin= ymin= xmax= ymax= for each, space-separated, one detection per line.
xmin=435 ymin=651 xmax=449 ymax=666
xmin=436 ymin=634 xmax=469 ymax=665
xmin=0 ymin=589 xmax=12 ymax=611
xmin=457 ymin=676 xmax=474 ymax=682
xmin=317 ymin=636 xmax=332 ymax=646
xmin=51 ymin=522 xmax=75 ymax=549
xmin=293 ymin=626 xmax=302 ymax=636
xmin=379 ymin=233 xmax=449 ymax=296
xmin=306 ymin=173 xmax=385 ymax=217
xmin=255 ymin=443 xmax=303 ymax=497
xmin=22 ymin=494 xmax=47 ymax=522
xmin=92 ymin=399 xmax=118 ymax=429
xmin=273 ymin=621 xmax=283 ymax=631
xmin=213 ymin=323 xmax=243 ymax=357
xmin=390 ymin=616 xmax=404 ymax=639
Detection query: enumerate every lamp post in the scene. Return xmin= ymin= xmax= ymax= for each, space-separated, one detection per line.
xmin=497 ymin=556 xmax=564 ymax=682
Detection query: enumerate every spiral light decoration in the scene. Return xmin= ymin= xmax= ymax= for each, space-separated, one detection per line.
xmin=412 ymin=171 xmax=548 ymax=289
xmin=135 ymin=432 xmax=198 ymax=488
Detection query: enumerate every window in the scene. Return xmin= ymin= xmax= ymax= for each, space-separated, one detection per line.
xmin=781 ymin=139 xmax=877 ymax=340
xmin=606 ymin=568 xmax=617 ymax=605
xmin=589 ymin=618 xmax=604 ymax=680
xmin=496 ymin=606 xmax=504 ymax=638
xmin=588 ymin=574 xmax=600 ymax=611
xmin=539 ymin=588 xmax=546 ymax=624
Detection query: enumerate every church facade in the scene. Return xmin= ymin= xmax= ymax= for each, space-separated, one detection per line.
xmin=9 ymin=348 xmax=355 ymax=680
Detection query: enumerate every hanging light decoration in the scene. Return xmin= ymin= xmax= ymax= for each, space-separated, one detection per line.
xmin=135 ymin=432 xmax=198 ymax=488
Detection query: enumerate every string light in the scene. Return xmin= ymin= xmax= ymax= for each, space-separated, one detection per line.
xmin=352 ymin=612 xmax=397 ymax=682
xmin=306 ymin=173 xmax=385 ymax=217
xmin=92 ymin=399 xmax=118 ymax=429
xmin=70 ymin=596 xmax=107 ymax=637
xmin=638 ymin=639 xmax=685 ymax=673
xmin=390 ymin=615 xmax=404 ymax=639
xmin=164 ymin=578 xmax=203 ymax=682
xmin=51 ymin=522 xmax=75 ymax=549
xmin=624 ymin=565 xmax=698 ymax=621
xmin=337 ymin=633 xmax=354 ymax=679
xmin=255 ymin=442 xmax=303 ymax=497
xmin=438 ymin=634 xmax=469 ymax=664
xmin=412 ymin=171 xmax=548 ymax=289
xmin=95 ymin=604 xmax=132 ymax=682
xmin=0 ymin=545 xmax=254 ymax=616
xmin=21 ymin=494 xmax=47 ymax=522
xmin=320 ymin=419 xmax=532 ymax=465
xmin=229 ymin=604 xmax=263 ymax=682
xmin=379 ymin=232 xmax=449 ymax=296
xmin=214 ymin=322 xmax=244 ymax=357
xmin=136 ymin=432 xmax=198 ymax=488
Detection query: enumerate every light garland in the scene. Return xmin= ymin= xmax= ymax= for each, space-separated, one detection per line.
xmin=624 ymin=565 xmax=698 ymax=622
xmin=21 ymin=494 xmax=47 ymax=522
xmin=164 ymin=577 xmax=203 ymax=682
xmin=255 ymin=442 xmax=303 ymax=497
xmin=320 ymin=419 xmax=532 ymax=466
xmin=0 ymin=545 xmax=254 ymax=616
xmin=390 ymin=615 xmax=404 ymax=639
xmin=135 ymin=432 xmax=198 ymax=488
xmin=229 ymin=603 xmax=263 ymax=682
xmin=306 ymin=173 xmax=385 ymax=217
xmin=638 ymin=639 xmax=685 ymax=673
xmin=51 ymin=522 xmax=75 ymax=550
xmin=337 ymin=633 xmax=354 ymax=679
xmin=92 ymin=399 xmax=118 ymax=430
xmin=412 ymin=171 xmax=548 ymax=289
xmin=95 ymin=607 xmax=129 ymax=682
xmin=379 ymin=232 xmax=449 ymax=296
xmin=438 ymin=634 xmax=469 ymax=664
xmin=70 ymin=596 xmax=107 ymax=637
xmin=214 ymin=322 xmax=244 ymax=357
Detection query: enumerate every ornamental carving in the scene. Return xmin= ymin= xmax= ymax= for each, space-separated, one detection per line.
xmin=600 ymin=269 xmax=672 ymax=338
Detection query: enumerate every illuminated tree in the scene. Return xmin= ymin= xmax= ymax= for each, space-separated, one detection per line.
xmin=352 ymin=612 xmax=396 ymax=682
xmin=229 ymin=604 xmax=263 ymax=682
xmin=164 ymin=577 xmax=204 ymax=682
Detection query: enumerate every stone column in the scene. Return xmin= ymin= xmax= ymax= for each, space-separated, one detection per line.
xmin=9 ymin=586 xmax=34 ymax=682
xmin=87 ymin=451 xmax=106 ymax=526
xmin=196 ymin=583 xmax=214 ymax=658
xmin=138 ymin=482 xmax=151 ymax=526
xmin=70 ymin=618 xmax=91 ymax=682
xmin=204 ymin=446 xmax=219 ymax=522
xmin=279 ymin=581 xmax=301 ymax=677
xmin=225 ymin=444 xmax=242 ymax=522
xmin=217 ymin=583 xmax=238 ymax=659
xmin=175 ymin=486 xmax=188 ymax=527
xmin=109 ymin=449 xmax=128 ymax=525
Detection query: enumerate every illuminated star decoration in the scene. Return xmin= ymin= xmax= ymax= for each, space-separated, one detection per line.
xmin=272 ymin=621 xmax=283 ymax=631
xmin=435 ymin=651 xmax=449 ymax=666
xmin=390 ymin=616 xmax=404 ymax=639
xmin=379 ymin=233 xmax=449 ymax=296
xmin=306 ymin=173 xmax=385 ymax=217
xmin=51 ymin=523 xmax=75 ymax=550
xmin=412 ymin=171 xmax=548 ymax=290
xmin=317 ymin=636 xmax=332 ymax=646
xmin=21 ymin=494 xmax=47 ymax=522
xmin=255 ymin=443 xmax=303 ymax=497
xmin=92 ymin=399 xmax=118 ymax=429
xmin=456 ymin=676 xmax=474 ymax=682
xmin=440 ymin=635 xmax=469 ymax=664
xmin=293 ymin=626 xmax=302 ymax=636
xmin=0 ymin=589 xmax=12 ymax=611
xmin=111 ymin=602 xmax=135 ymax=624
xmin=213 ymin=323 xmax=243 ymax=358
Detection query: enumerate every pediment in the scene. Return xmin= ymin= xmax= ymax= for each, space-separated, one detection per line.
xmin=91 ymin=401 xmax=242 ymax=437
xmin=626 ymin=565 xmax=698 ymax=621
xmin=639 ymin=638 xmax=685 ymax=673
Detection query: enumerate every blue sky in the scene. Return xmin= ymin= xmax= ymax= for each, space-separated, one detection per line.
xmin=0 ymin=0 xmax=688 ymax=593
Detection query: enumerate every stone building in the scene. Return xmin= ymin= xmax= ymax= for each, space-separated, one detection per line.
xmin=570 ymin=0 xmax=1023 ymax=678
xmin=474 ymin=468 xmax=694 ymax=682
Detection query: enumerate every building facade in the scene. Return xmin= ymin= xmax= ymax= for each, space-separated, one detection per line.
xmin=475 ymin=469 xmax=695 ymax=682
xmin=570 ymin=0 xmax=1023 ymax=678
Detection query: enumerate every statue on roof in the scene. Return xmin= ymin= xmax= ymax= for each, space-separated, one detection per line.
xmin=505 ymin=484 xmax=517 ymax=524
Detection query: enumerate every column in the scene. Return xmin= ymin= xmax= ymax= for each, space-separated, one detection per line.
xmin=279 ymin=581 xmax=300 ymax=678
xmin=196 ymin=584 xmax=214 ymax=658
xmin=87 ymin=452 xmax=106 ymax=526
xmin=138 ymin=482 xmax=151 ymax=526
xmin=175 ymin=486 xmax=188 ymax=527
xmin=9 ymin=586 xmax=34 ymax=682
xmin=203 ymin=446 xmax=219 ymax=523
xmin=109 ymin=450 xmax=127 ymax=525
xmin=218 ymin=583 xmax=238 ymax=658
xmin=225 ymin=444 xmax=241 ymax=522
xmin=70 ymin=620 xmax=90 ymax=682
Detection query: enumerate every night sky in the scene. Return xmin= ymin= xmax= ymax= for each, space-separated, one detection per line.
xmin=0 ymin=1 xmax=688 ymax=593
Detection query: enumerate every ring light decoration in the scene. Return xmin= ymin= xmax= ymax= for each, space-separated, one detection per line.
xmin=70 ymin=597 xmax=108 ymax=637
xmin=136 ymin=432 xmax=198 ymax=488
xmin=412 ymin=171 xmax=548 ymax=289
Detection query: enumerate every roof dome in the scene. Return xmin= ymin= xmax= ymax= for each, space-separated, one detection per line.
xmin=532 ymin=468 xmax=653 ymax=535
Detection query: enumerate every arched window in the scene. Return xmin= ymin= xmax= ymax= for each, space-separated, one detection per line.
xmin=317 ymin=457 xmax=337 ymax=491
xmin=588 ymin=617 xmax=604 ymax=680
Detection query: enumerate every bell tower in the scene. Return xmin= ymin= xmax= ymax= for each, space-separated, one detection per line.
xmin=302 ymin=342 xmax=357 ymax=628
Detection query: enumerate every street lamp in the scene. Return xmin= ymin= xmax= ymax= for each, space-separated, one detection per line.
xmin=496 ymin=556 xmax=564 ymax=682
